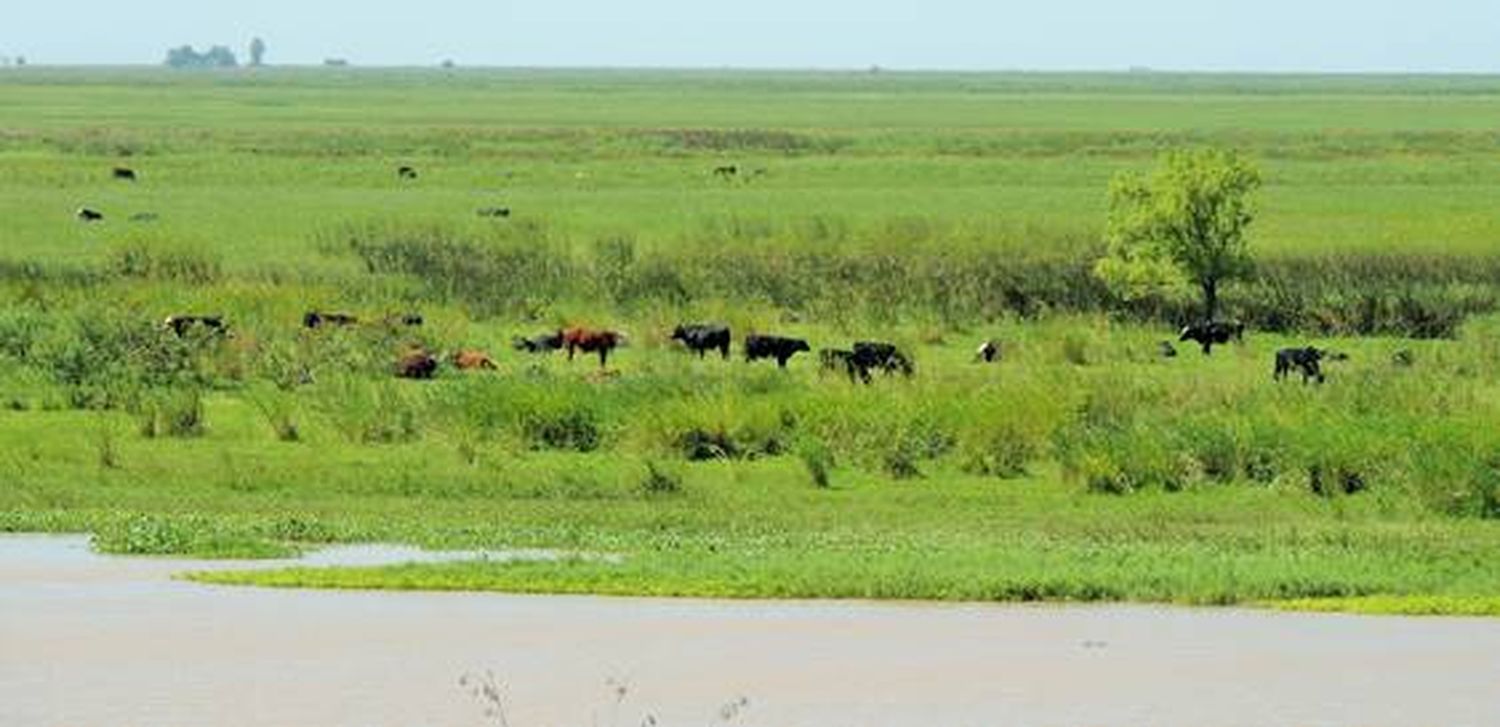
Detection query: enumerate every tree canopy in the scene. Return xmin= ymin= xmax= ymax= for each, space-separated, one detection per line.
xmin=164 ymin=45 xmax=238 ymax=69
xmin=1097 ymin=148 xmax=1261 ymax=320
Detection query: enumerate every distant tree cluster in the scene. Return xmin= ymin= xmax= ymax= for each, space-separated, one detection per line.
xmin=164 ymin=45 xmax=238 ymax=68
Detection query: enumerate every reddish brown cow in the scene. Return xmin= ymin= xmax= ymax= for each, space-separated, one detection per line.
xmin=561 ymin=327 xmax=623 ymax=368
xmin=450 ymin=349 xmax=498 ymax=371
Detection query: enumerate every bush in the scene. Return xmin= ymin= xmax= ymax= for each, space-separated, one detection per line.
xmin=523 ymin=408 xmax=601 ymax=452
xmin=797 ymin=437 xmax=835 ymax=488
xmin=640 ymin=460 xmax=683 ymax=496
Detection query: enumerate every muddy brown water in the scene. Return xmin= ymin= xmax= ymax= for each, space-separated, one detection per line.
xmin=3 ymin=534 xmax=1500 ymax=727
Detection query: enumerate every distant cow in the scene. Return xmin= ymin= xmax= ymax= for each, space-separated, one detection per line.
xmin=513 ymin=331 xmax=564 ymax=354
xmin=745 ymin=334 xmax=809 ymax=368
xmin=304 ymin=311 xmax=359 ymax=329
xmin=713 ymin=164 xmax=738 ymax=179
xmin=450 ymin=349 xmax=498 ymax=371
xmin=820 ymin=348 xmax=868 ymax=383
xmin=974 ymin=339 xmax=1001 ymax=363
xmin=381 ymin=312 xmax=424 ymax=327
xmin=162 ymin=315 xmax=227 ymax=338
xmin=1391 ymin=349 xmax=1415 ymax=368
xmin=397 ymin=165 xmax=418 ymax=180
xmin=1178 ymin=320 xmax=1245 ymax=355
xmin=395 ymin=349 xmax=439 ymax=380
xmin=671 ymin=324 xmax=731 ymax=359
xmin=852 ymin=341 xmax=914 ymax=378
xmin=76 ymin=207 xmax=103 ymax=222
xmin=1274 ymin=347 xmax=1331 ymax=384
xmin=112 ymin=167 xmax=137 ymax=181
xmin=1158 ymin=341 xmax=1178 ymax=358
xmin=562 ymin=327 xmax=624 ymax=368
xmin=476 ymin=207 xmax=511 ymax=218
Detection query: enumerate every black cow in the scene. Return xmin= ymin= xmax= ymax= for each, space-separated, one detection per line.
xmin=512 ymin=331 xmax=564 ymax=353
xmin=852 ymin=341 xmax=914 ymax=378
xmin=112 ymin=167 xmax=137 ymax=181
xmin=304 ymin=311 xmax=359 ymax=329
xmin=162 ymin=315 xmax=227 ymax=338
xmin=476 ymin=207 xmax=511 ymax=218
xmin=76 ymin=207 xmax=103 ymax=222
xmin=397 ymin=165 xmax=418 ymax=180
xmin=382 ymin=312 xmax=423 ymax=327
xmin=819 ymin=348 xmax=868 ymax=383
xmin=713 ymin=164 xmax=738 ymax=179
xmin=395 ymin=349 xmax=439 ymax=380
xmin=974 ymin=339 xmax=1001 ymax=363
xmin=1274 ymin=347 xmax=1329 ymax=384
xmin=745 ymin=334 xmax=809 ymax=368
xmin=1178 ymin=320 xmax=1245 ymax=355
xmin=671 ymin=324 xmax=731 ymax=359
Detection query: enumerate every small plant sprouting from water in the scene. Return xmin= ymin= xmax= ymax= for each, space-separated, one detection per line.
xmin=460 ymin=670 xmax=512 ymax=727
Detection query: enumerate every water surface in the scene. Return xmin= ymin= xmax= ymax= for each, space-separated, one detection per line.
xmin=3 ymin=534 xmax=1498 ymax=727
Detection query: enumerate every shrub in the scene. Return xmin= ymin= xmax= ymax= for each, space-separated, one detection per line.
xmin=640 ymin=460 xmax=683 ymax=496
xmin=797 ymin=437 xmax=835 ymax=488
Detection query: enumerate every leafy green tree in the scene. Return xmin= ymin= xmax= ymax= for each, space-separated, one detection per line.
xmin=1097 ymin=148 xmax=1261 ymax=320
xmin=249 ymin=37 xmax=266 ymax=66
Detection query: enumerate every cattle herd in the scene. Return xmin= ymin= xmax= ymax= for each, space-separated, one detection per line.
xmin=118 ymin=166 xmax=1353 ymax=386
xmin=155 ymin=308 xmax=1357 ymax=385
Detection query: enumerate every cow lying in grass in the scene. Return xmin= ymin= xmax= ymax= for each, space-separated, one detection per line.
xmin=513 ymin=331 xmax=564 ymax=354
xmin=450 ymin=349 xmax=497 ymax=371
xmin=162 ymin=315 xmax=227 ymax=338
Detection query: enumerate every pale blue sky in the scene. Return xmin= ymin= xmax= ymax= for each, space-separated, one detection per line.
xmin=3 ymin=0 xmax=1494 ymax=71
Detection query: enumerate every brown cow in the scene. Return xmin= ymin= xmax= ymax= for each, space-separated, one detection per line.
xmin=562 ymin=327 xmax=623 ymax=368
xmin=450 ymin=349 xmax=498 ymax=371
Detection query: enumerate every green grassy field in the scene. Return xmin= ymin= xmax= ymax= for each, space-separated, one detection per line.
xmin=4 ymin=68 xmax=1500 ymax=613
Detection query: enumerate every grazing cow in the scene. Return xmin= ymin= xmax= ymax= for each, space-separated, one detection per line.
xmin=1158 ymin=341 xmax=1179 ymax=358
xmin=744 ymin=334 xmax=810 ymax=368
xmin=1178 ymin=320 xmax=1245 ymax=355
xmin=450 ymin=349 xmax=498 ymax=371
xmin=303 ymin=311 xmax=359 ymax=329
xmin=1274 ymin=347 xmax=1329 ymax=384
xmin=476 ymin=207 xmax=511 ymax=218
xmin=162 ymin=315 xmax=227 ymax=338
xmin=852 ymin=341 xmax=915 ymax=378
xmin=670 ymin=323 xmax=731 ymax=359
xmin=112 ymin=167 xmax=137 ymax=181
xmin=129 ymin=212 xmax=159 ymax=223
xmin=562 ymin=327 xmax=624 ymax=368
xmin=713 ymin=164 xmax=738 ymax=179
xmin=397 ymin=165 xmax=418 ymax=180
xmin=974 ymin=339 xmax=1002 ymax=363
xmin=819 ymin=348 xmax=869 ymax=383
xmin=380 ymin=312 xmax=423 ymax=327
xmin=76 ymin=207 xmax=103 ymax=222
xmin=513 ymin=331 xmax=564 ymax=354
xmin=1392 ymin=349 xmax=1415 ymax=368
xmin=395 ymin=349 xmax=439 ymax=380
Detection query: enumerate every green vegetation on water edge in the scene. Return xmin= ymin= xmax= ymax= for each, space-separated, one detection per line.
xmin=4 ymin=69 xmax=1500 ymax=612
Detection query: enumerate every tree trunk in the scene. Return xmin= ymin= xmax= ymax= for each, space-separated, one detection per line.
xmin=1202 ymin=279 xmax=1219 ymax=321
